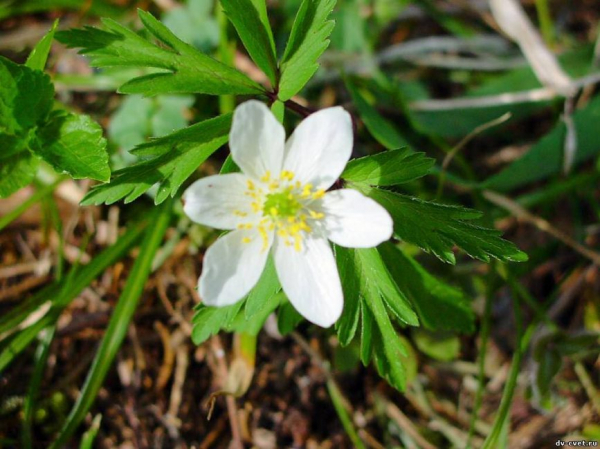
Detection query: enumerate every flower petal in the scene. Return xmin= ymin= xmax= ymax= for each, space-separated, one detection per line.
xmin=320 ymin=189 xmax=393 ymax=248
xmin=273 ymin=235 xmax=343 ymax=327
xmin=230 ymin=100 xmax=285 ymax=180
xmin=282 ymin=107 xmax=353 ymax=190
xmin=183 ymin=173 xmax=258 ymax=230
xmin=199 ymin=229 xmax=272 ymax=306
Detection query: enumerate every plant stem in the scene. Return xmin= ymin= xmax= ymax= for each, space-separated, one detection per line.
xmin=534 ymin=0 xmax=555 ymax=47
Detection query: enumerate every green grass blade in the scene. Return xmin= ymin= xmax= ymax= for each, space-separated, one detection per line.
xmin=22 ymin=326 xmax=56 ymax=449
xmin=481 ymin=283 xmax=534 ymax=449
xmin=0 ymin=283 xmax=58 ymax=338
xmin=0 ymin=314 xmax=55 ymax=374
xmin=327 ymin=379 xmax=366 ymax=449
xmin=79 ymin=415 xmax=102 ymax=449
xmin=50 ymin=199 xmax=172 ymax=448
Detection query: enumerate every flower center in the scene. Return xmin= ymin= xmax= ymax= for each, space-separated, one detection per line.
xmin=263 ymin=188 xmax=301 ymax=218
xmin=236 ymin=170 xmax=326 ymax=252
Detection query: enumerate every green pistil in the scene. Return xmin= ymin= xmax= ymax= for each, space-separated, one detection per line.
xmin=263 ymin=188 xmax=301 ymax=218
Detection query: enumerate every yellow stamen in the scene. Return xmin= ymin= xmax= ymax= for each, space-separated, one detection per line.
xmin=242 ymin=237 xmax=252 ymax=244
xmin=294 ymin=234 xmax=302 ymax=252
xmin=280 ymin=170 xmax=295 ymax=181
xmin=309 ymin=210 xmax=325 ymax=219
xmin=261 ymin=171 xmax=271 ymax=183
xmin=312 ymin=189 xmax=325 ymax=199
xmin=301 ymin=183 xmax=314 ymax=198
xmin=257 ymin=225 xmax=269 ymax=251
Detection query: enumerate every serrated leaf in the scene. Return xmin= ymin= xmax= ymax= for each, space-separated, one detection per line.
xmin=278 ymin=0 xmax=336 ymax=101
xmin=82 ymin=114 xmax=231 ymax=205
xmin=56 ymin=10 xmax=263 ymax=96
xmin=26 ymin=19 xmax=58 ymax=71
xmin=369 ymin=314 xmax=406 ymax=391
xmin=0 ymin=151 xmax=38 ymax=198
xmin=0 ymin=56 xmax=54 ymax=134
xmin=245 ymin=256 xmax=281 ymax=319
xmin=379 ymin=243 xmax=475 ymax=333
xmin=354 ymin=185 xmax=528 ymax=264
xmin=336 ymin=246 xmax=419 ymax=392
xmin=191 ymin=301 xmax=244 ymax=344
xmin=220 ymin=0 xmax=278 ymax=85
xmin=32 ymin=111 xmax=110 ymax=182
xmin=345 ymin=77 xmax=408 ymax=150
xmin=342 ymin=148 xmax=434 ymax=186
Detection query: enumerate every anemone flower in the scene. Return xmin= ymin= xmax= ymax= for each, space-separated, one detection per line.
xmin=183 ymin=100 xmax=393 ymax=327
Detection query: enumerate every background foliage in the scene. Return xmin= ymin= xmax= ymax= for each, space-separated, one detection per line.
xmin=0 ymin=0 xmax=599 ymax=447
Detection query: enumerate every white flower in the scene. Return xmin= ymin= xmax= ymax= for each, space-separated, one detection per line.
xmin=183 ymin=100 xmax=393 ymax=327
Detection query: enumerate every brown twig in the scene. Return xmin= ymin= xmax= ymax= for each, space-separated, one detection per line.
xmin=209 ymin=336 xmax=244 ymax=449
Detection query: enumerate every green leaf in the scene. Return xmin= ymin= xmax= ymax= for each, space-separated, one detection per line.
xmin=248 ymin=0 xmax=276 ymax=47
xmin=191 ymin=302 xmax=245 ymax=345
xmin=379 ymin=243 xmax=474 ymax=333
xmin=534 ymin=347 xmax=562 ymax=399
xmin=32 ymin=111 xmax=110 ymax=182
xmin=162 ymin=0 xmax=219 ymax=51
xmin=26 ymin=19 xmax=59 ymax=71
xmin=342 ymin=148 xmax=434 ymax=186
xmin=278 ymin=0 xmax=336 ymax=101
xmin=0 ymin=56 xmax=53 ymax=134
xmin=81 ymin=114 xmax=232 ymax=205
xmin=369 ymin=306 xmax=407 ymax=391
xmin=336 ymin=246 xmax=419 ymax=391
xmin=56 ymin=10 xmax=263 ymax=96
xmin=108 ymin=95 xmax=194 ymax=153
xmin=229 ymin=292 xmax=282 ymax=335
xmin=338 ymin=246 xmax=419 ymax=327
xmin=354 ymin=185 xmax=528 ymax=264
xmin=359 ymin=301 xmax=373 ymax=365
xmin=0 ymin=0 xmax=125 ymax=21
xmin=277 ymin=300 xmax=304 ymax=336
xmin=330 ymin=0 xmax=367 ymax=53
xmin=0 ymin=151 xmax=38 ymax=198
xmin=345 ymin=78 xmax=408 ymax=150
xmin=335 ymin=249 xmax=361 ymax=345
xmin=245 ymin=256 xmax=281 ymax=319
xmin=483 ymin=94 xmax=600 ymax=192
xmin=220 ymin=0 xmax=278 ymax=85
xmin=412 ymin=329 xmax=461 ymax=361
xmin=219 ymin=154 xmax=241 ymax=174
